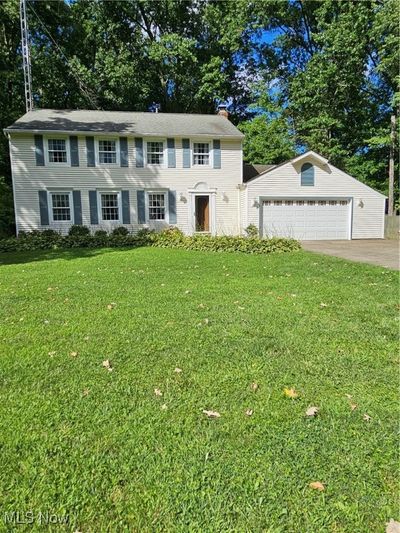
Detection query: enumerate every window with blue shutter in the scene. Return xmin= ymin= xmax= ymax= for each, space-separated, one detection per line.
xmin=301 ymin=163 xmax=314 ymax=186
xmin=34 ymin=135 xmax=45 ymax=166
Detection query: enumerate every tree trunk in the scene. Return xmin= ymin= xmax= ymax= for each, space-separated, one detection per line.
xmin=388 ymin=114 xmax=395 ymax=216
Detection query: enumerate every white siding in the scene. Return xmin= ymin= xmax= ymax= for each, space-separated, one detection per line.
xmin=10 ymin=134 xmax=242 ymax=235
xmin=245 ymin=158 xmax=385 ymax=239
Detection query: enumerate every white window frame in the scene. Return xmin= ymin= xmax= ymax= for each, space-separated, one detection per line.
xmin=145 ymin=190 xmax=169 ymax=223
xmin=44 ymin=136 xmax=70 ymax=167
xmin=145 ymin=139 xmax=167 ymax=168
xmin=97 ymin=191 xmax=122 ymax=223
xmin=48 ymin=191 xmax=73 ymax=224
xmin=191 ymin=139 xmax=212 ymax=167
xmin=96 ymin=138 xmax=120 ymax=167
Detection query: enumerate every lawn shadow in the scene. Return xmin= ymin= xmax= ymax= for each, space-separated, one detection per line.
xmin=0 ymin=247 xmax=128 ymax=266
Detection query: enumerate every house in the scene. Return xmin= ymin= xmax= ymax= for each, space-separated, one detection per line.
xmin=5 ymin=108 xmax=386 ymax=240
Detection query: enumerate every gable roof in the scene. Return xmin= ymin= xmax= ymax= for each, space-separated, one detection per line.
xmin=243 ymin=163 xmax=276 ymax=182
xmin=5 ymin=109 xmax=244 ymax=138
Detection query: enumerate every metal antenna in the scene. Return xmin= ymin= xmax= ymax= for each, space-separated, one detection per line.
xmin=20 ymin=0 xmax=33 ymax=112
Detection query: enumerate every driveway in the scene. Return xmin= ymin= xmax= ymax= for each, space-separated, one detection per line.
xmin=301 ymin=239 xmax=399 ymax=270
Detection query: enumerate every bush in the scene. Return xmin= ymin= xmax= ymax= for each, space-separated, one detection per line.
xmin=0 ymin=228 xmax=300 ymax=255
xmin=111 ymin=226 xmax=129 ymax=236
xmin=244 ymin=224 xmax=259 ymax=238
xmin=68 ymin=225 xmax=90 ymax=237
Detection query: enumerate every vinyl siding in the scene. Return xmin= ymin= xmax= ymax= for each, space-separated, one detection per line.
xmin=10 ymin=134 xmax=242 ymax=235
xmin=245 ymin=159 xmax=385 ymax=239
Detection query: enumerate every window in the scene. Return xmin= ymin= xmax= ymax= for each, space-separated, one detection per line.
xmin=51 ymin=193 xmax=71 ymax=221
xmin=48 ymin=139 xmax=67 ymax=163
xmin=193 ymin=142 xmax=210 ymax=165
xmin=100 ymin=193 xmax=119 ymax=221
xmin=147 ymin=141 xmax=164 ymax=165
xmin=98 ymin=140 xmax=117 ymax=164
xmin=148 ymin=193 xmax=166 ymax=221
xmin=301 ymin=163 xmax=315 ymax=186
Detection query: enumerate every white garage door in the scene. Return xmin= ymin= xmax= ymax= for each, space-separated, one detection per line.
xmin=261 ymin=199 xmax=351 ymax=240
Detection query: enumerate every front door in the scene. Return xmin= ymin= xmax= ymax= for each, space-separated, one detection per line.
xmin=195 ymin=195 xmax=210 ymax=232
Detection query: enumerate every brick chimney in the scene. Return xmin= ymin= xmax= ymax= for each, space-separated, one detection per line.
xmin=217 ymin=103 xmax=229 ymax=119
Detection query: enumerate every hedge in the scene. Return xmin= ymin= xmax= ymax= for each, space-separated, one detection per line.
xmin=0 ymin=227 xmax=301 ymax=255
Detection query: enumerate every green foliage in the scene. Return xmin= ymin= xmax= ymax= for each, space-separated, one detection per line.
xmin=0 ymin=227 xmax=300 ymax=255
xmin=111 ymin=226 xmax=129 ymax=236
xmin=68 ymin=224 xmax=91 ymax=237
xmin=244 ymin=224 xmax=259 ymax=238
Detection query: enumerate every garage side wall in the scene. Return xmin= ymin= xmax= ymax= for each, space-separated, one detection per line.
xmin=245 ymin=162 xmax=385 ymax=239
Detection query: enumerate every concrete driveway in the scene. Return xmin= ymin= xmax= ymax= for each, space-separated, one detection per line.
xmin=301 ymin=239 xmax=399 ymax=270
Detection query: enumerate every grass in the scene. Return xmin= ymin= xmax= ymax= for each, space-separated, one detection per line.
xmin=0 ymin=247 xmax=398 ymax=532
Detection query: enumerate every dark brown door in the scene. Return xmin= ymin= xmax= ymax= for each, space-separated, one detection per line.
xmin=195 ymin=195 xmax=210 ymax=232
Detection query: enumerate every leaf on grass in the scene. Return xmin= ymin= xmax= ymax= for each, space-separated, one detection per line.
xmin=386 ymin=519 xmax=400 ymax=533
xmin=345 ymin=393 xmax=352 ymax=400
xmin=320 ymin=302 xmax=328 ymax=308
xmin=198 ymin=303 xmax=206 ymax=309
xmin=161 ymin=404 xmax=168 ymax=410
xmin=203 ymin=318 xmax=209 ymax=325
xmin=245 ymin=409 xmax=253 ymax=417
xmin=363 ymin=413 xmax=372 ymax=422
xmin=82 ymin=388 xmax=90 ymax=397
xmin=70 ymin=351 xmax=78 ymax=358
xmin=202 ymin=409 xmax=221 ymax=418
xmin=107 ymin=303 xmax=116 ymax=310
xmin=174 ymin=367 xmax=182 ymax=373
xmin=350 ymin=403 xmax=357 ymax=411
xmin=306 ymin=406 xmax=319 ymax=417
xmin=284 ymin=387 xmax=299 ymax=399
xmin=102 ymin=359 xmax=113 ymax=371
xmin=154 ymin=388 xmax=163 ymax=397
xmin=250 ymin=382 xmax=259 ymax=392
xmin=184 ymin=290 xmax=191 ymax=294
xmin=48 ymin=351 xmax=56 ymax=357
xmin=309 ymin=481 xmax=325 ymax=491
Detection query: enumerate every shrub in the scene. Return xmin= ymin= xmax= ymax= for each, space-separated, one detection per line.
xmin=0 ymin=228 xmax=300 ymax=255
xmin=68 ymin=225 xmax=90 ymax=237
xmin=111 ymin=226 xmax=129 ymax=236
xmin=244 ymin=224 xmax=259 ymax=238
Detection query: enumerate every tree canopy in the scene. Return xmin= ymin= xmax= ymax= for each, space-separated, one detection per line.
xmin=0 ymin=0 xmax=398 ymax=235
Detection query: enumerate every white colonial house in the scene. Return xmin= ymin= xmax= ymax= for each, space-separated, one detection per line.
xmin=5 ymin=108 xmax=386 ymax=240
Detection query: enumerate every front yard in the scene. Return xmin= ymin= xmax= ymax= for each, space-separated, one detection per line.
xmin=0 ymin=247 xmax=398 ymax=532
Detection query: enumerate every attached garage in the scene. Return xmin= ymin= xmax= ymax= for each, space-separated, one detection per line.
xmin=244 ymin=151 xmax=386 ymax=240
xmin=261 ymin=198 xmax=351 ymax=240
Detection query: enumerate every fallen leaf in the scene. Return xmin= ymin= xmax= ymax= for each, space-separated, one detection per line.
xmin=48 ymin=351 xmax=56 ymax=357
xmin=202 ymin=409 xmax=221 ymax=418
xmin=320 ymin=303 xmax=328 ymax=308
xmin=284 ymin=387 xmax=299 ymax=399
xmin=350 ymin=403 xmax=357 ymax=411
xmin=245 ymin=409 xmax=253 ymax=417
xmin=309 ymin=481 xmax=325 ymax=491
xmin=345 ymin=393 xmax=352 ymax=400
xmin=174 ymin=367 xmax=182 ymax=373
xmin=82 ymin=388 xmax=90 ymax=396
xmin=306 ymin=406 xmax=319 ymax=417
xmin=84 ymin=336 xmax=90 ymax=341
xmin=238 ymin=306 xmax=245 ymax=310
xmin=107 ymin=303 xmax=116 ymax=310
xmin=102 ymin=359 xmax=112 ymax=371
xmin=203 ymin=318 xmax=209 ymax=325
xmin=363 ymin=413 xmax=372 ymax=422
xmin=154 ymin=388 xmax=163 ymax=397
xmin=161 ymin=404 xmax=168 ymax=410
xmin=70 ymin=351 xmax=78 ymax=358
xmin=184 ymin=290 xmax=190 ymax=294
xmin=250 ymin=382 xmax=259 ymax=392
xmin=386 ymin=519 xmax=400 ymax=533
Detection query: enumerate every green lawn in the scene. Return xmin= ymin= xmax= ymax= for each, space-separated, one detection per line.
xmin=0 ymin=247 xmax=398 ymax=532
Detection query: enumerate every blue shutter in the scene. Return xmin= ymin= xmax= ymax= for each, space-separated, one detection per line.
xmin=70 ymin=136 xmax=79 ymax=167
xmin=120 ymin=137 xmax=128 ymax=167
xmin=121 ymin=190 xmax=130 ymax=224
xmin=168 ymin=190 xmax=177 ymax=224
xmin=89 ymin=190 xmax=98 ymax=225
xmin=86 ymin=136 xmax=95 ymax=167
xmin=135 ymin=138 xmax=144 ymax=168
xmin=72 ymin=190 xmax=82 ymax=225
xmin=301 ymin=163 xmax=314 ymax=186
xmin=34 ymin=135 xmax=45 ymax=166
xmin=38 ymin=190 xmax=49 ymax=225
xmin=167 ymin=138 xmax=176 ymax=168
xmin=213 ymin=139 xmax=221 ymax=169
xmin=137 ymin=190 xmax=146 ymax=224
xmin=182 ymin=138 xmax=191 ymax=168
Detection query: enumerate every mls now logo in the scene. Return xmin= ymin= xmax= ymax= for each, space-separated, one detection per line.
xmin=3 ymin=511 xmax=69 ymax=525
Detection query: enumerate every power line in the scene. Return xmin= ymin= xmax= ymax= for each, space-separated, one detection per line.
xmin=27 ymin=1 xmax=101 ymax=110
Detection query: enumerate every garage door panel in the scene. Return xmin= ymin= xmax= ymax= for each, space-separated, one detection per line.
xmin=262 ymin=199 xmax=350 ymax=240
